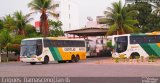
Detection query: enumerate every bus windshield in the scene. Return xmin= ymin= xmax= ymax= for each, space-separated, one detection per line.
xmin=115 ymin=36 xmax=128 ymax=53
xmin=20 ymin=40 xmax=42 ymax=57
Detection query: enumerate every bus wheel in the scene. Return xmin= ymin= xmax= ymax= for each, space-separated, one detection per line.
xmin=130 ymin=52 xmax=140 ymax=59
xmin=69 ymin=55 xmax=76 ymax=63
xmin=75 ymin=55 xmax=80 ymax=62
xmin=42 ymin=56 xmax=49 ymax=64
xmin=30 ymin=62 xmax=36 ymax=65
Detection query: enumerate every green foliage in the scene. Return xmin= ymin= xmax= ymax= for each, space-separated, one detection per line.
xmin=3 ymin=15 xmax=16 ymax=31
xmin=135 ymin=56 xmax=140 ymax=63
xmin=119 ymin=54 xmax=127 ymax=62
xmin=106 ymin=41 xmax=112 ymax=48
xmin=105 ymin=1 xmax=139 ymax=35
xmin=14 ymin=11 xmax=33 ymax=35
xmin=0 ymin=29 xmax=12 ymax=47
xmin=126 ymin=2 xmax=160 ymax=33
xmin=114 ymin=57 xmax=120 ymax=63
xmin=152 ymin=3 xmax=160 ymax=16
xmin=0 ymin=29 xmax=13 ymax=62
xmin=50 ymin=28 xmax=64 ymax=37
xmin=12 ymin=35 xmax=26 ymax=44
xmin=49 ymin=20 xmax=64 ymax=37
xmin=8 ymin=44 xmax=20 ymax=55
xmin=134 ymin=2 xmax=152 ymax=30
xmin=28 ymin=0 xmax=59 ymax=36
xmin=49 ymin=20 xmax=63 ymax=28
xmin=0 ymin=19 xmax=3 ymax=30
xmin=25 ymin=24 xmax=40 ymax=37
xmin=148 ymin=55 xmax=157 ymax=62
xmin=141 ymin=56 xmax=144 ymax=62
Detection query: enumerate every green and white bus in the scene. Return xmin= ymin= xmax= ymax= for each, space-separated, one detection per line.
xmin=20 ymin=37 xmax=86 ymax=65
xmin=110 ymin=32 xmax=160 ymax=58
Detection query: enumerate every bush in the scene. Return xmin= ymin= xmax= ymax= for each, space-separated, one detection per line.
xmin=119 ymin=54 xmax=127 ymax=62
xmin=135 ymin=56 xmax=140 ymax=63
xmin=106 ymin=41 xmax=112 ymax=48
xmin=114 ymin=57 xmax=120 ymax=63
xmin=148 ymin=55 xmax=157 ymax=62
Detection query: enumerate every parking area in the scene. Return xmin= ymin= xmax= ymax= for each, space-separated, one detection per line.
xmin=0 ymin=57 xmax=160 ymax=77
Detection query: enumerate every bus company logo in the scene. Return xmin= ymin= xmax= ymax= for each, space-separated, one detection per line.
xmin=64 ymin=48 xmax=76 ymax=51
xmin=79 ymin=48 xmax=85 ymax=51
xmin=63 ymin=47 xmax=85 ymax=52
xmin=130 ymin=46 xmax=139 ymax=48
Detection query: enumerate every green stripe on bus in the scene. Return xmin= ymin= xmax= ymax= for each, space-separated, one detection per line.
xmin=53 ymin=48 xmax=62 ymax=60
xmin=140 ymin=43 xmax=158 ymax=56
xmin=49 ymin=47 xmax=62 ymax=60
xmin=148 ymin=44 xmax=160 ymax=57
xmin=49 ymin=47 xmax=58 ymax=60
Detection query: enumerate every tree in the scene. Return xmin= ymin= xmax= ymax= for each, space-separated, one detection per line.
xmin=127 ymin=2 xmax=160 ymax=32
xmin=49 ymin=20 xmax=64 ymax=37
xmin=105 ymin=1 xmax=139 ymax=35
xmin=0 ymin=19 xmax=3 ymax=30
xmin=28 ymin=0 xmax=59 ymax=37
xmin=152 ymin=3 xmax=160 ymax=16
xmin=25 ymin=24 xmax=41 ymax=37
xmin=3 ymin=15 xmax=16 ymax=32
xmin=13 ymin=11 xmax=33 ymax=35
xmin=0 ymin=29 xmax=12 ymax=62
xmin=49 ymin=20 xmax=63 ymax=29
xmin=126 ymin=2 xmax=152 ymax=32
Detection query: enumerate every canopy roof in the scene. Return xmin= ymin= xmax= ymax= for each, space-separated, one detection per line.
xmin=65 ymin=27 xmax=108 ymax=36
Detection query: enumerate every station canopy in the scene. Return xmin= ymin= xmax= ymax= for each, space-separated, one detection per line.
xmin=65 ymin=27 xmax=108 ymax=36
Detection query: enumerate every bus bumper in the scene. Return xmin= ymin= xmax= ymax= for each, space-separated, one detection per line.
xmin=20 ymin=58 xmax=42 ymax=63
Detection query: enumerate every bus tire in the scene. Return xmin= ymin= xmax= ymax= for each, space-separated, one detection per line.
xmin=130 ymin=52 xmax=140 ymax=59
xmin=30 ymin=62 xmax=36 ymax=65
xmin=69 ymin=55 xmax=76 ymax=63
xmin=75 ymin=55 xmax=80 ymax=62
xmin=42 ymin=56 xmax=49 ymax=64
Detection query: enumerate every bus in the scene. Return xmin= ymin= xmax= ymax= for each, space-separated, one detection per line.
xmin=20 ymin=37 xmax=86 ymax=65
xmin=110 ymin=32 xmax=160 ymax=58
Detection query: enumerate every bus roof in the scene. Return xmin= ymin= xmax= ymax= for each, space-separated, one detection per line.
xmin=46 ymin=37 xmax=84 ymax=41
xmin=22 ymin=37 xmax=85 ymax=41
xmin=111 ymin=32 xmax=160 ymax=37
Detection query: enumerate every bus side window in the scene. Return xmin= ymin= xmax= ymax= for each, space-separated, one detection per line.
xmin=44 ymin=39 xmax=50 ymax=47
xmin=146 ymin=36 xmax=156 ymax=43
xmin=157 ymin=35 xmax=160 ymax=43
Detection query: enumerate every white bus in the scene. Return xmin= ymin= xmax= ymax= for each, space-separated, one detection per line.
xmin=110 ymin=32 xmax=160 ymax=58
xmin=20 ymin=37 xmax=86 ymax=65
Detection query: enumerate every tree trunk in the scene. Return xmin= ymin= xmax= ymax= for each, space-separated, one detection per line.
xmin=40 ymin=13 xmax=49 ymax=37
xmin=6 ymin=47 xmax=8 ymax=62
xmin=18 ymin=28 xmax=25 ymax=35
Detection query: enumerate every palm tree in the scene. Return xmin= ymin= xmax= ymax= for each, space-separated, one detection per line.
xmin=152 ymin=3 xmax=160 ymax=16
xmin=3 ymin=15 xmax=16 ymax=32
xmin=0 ymin=19 xmax=3 ymax=30
xmin=13 ymin=11 xmax=33 ymax=35
xmin=28 ymin=0 xmax=59 ymax=37
xmin=0 ymin=29 xmax=12 ymax=62
xmin=105 ymin=1 xmax=139 ymax=35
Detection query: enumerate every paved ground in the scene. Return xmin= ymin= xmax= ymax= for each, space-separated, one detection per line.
xmin=0 ymin=57 xmax=160 ymax=77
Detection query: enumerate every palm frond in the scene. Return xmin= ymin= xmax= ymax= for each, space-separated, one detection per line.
xmin=107 ymin=24 xmax=117 ymax=35
xmin=47 ymin=11 xmax=59 ymax=18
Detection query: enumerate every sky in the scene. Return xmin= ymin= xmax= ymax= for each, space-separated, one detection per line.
xmin=0 ymin=0 xmax=122 ymax=27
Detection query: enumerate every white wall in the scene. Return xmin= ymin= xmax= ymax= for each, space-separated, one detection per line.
xmin=57 ymin=0 xmax=80 ymax=31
